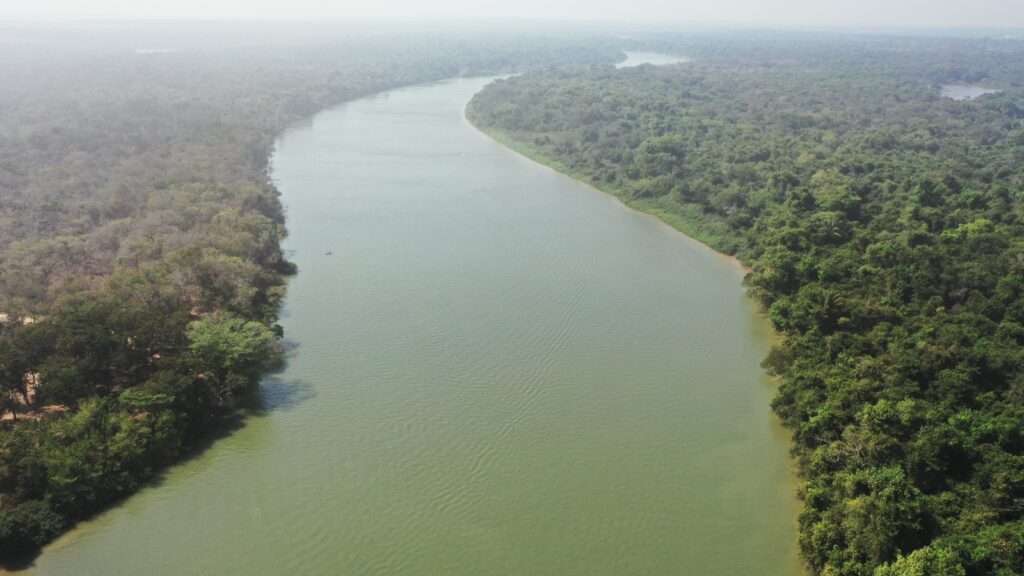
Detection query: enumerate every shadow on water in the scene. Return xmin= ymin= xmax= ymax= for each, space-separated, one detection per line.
xmin=251 ymin=337 xmax=316 ymax=413
xmin=255 ymin=376 xmax=316 ymax=413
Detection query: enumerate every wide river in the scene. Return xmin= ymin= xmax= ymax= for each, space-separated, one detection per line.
xmin=29 ymin=76 xmax=799 ymax=575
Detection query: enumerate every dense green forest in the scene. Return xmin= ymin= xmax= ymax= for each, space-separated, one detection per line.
xmin=468 ymin=32 xmax=1024 ymax=576
xmin=0 ymin=23 xmax=620 ymax=561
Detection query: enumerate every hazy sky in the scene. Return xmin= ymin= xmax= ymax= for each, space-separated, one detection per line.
xmin=2 ymin=0 xmax=1022 ymax=29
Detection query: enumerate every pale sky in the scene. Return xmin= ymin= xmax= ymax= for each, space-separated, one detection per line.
xmin=2 ymin=0 xmax=1022 ymax=30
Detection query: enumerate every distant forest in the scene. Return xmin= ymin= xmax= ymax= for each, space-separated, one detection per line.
xmin=468 ymin=31 xmax=1024 ymax=576
xmin=0 ymin=23 xmax=620 ymax=560
xmin=5 ymin=22 xmax=1024 ymax=575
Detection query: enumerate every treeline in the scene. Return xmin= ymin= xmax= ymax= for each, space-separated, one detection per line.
xmin=0 ymin=23 xmax=620 ymax=561
xmin=468 ymin=32 xmax=1024 ymax=576
xmin=0 ymin=23 xmax=620 ymax=313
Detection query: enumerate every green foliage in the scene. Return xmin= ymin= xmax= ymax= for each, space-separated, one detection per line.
xmin=874 ymin=546 xmax=967 ymax=576
xmin=469 ymin=33 xmax=1024 ymax=576
xmin=187 ymin=313 xmax=278 ymax=400
xmin=0 ymin=500 xmax=65 ymax=556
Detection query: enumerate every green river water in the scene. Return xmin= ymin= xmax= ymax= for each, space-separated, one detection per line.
xmin=28 ymin=76 xmax=800 ymax=575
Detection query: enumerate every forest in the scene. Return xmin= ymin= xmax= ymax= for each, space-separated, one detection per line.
xmin=0 ymin=23 xmax=621 ymax=561
xmin=468 ymin=31 xmax=1024 ymax=576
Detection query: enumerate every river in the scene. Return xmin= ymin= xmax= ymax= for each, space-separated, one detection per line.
xmin=28 ymin=76 xmax=799 ymax=575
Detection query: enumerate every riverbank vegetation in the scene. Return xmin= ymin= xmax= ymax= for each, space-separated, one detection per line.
xmin=468 ymin=31 xmax=1024 ymax=576
xmin=0 ymin=23 xmax=620 ymax=562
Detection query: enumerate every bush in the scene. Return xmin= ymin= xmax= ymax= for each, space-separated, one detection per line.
xmin=0 ymin=500 xmax=65 ymax=556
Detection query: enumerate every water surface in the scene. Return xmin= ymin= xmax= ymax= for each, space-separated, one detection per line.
xmin=617 ymin=51 xmax=690 ymax=68
xmin=941 ymin=83 xmax=1001 ymax=100
xmin=29 ymin=77 xmax=798 ymax=575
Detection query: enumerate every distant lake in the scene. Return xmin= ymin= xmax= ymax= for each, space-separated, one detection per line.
xmin=941 ymin=84 xmax=1001 ymax=101
xmin=616 ymin=51 xmax=690 ymax=68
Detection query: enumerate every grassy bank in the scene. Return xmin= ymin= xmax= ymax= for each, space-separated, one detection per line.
xmin=468 ymin=120 xmax=742 ymax=265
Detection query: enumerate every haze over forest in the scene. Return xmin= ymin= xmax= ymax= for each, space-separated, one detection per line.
xmin=3 ymin=0 xmax=1024 ymax=30
xmin=3 ymin=0 xmax=1024 ymax=574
